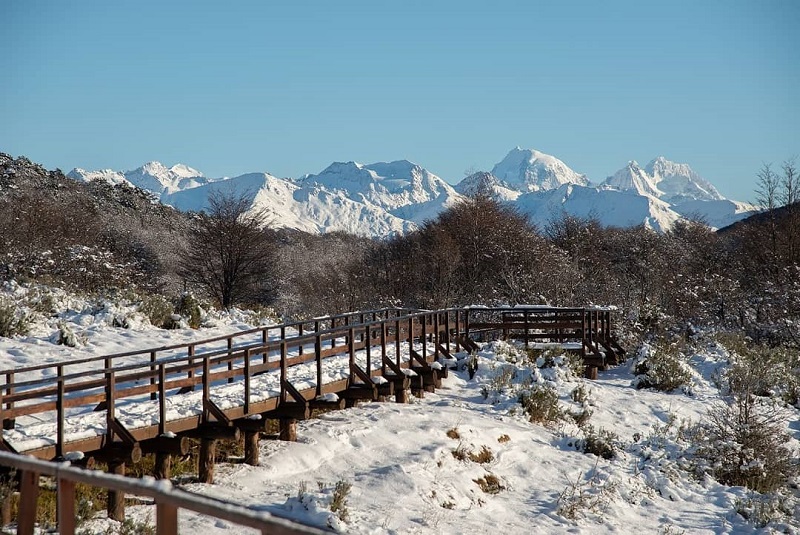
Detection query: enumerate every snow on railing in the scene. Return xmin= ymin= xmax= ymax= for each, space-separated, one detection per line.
xmin=0 ymin=450 xmax=327 ymax=535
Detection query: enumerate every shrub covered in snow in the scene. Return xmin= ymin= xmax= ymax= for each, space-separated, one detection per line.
xmin=0 ymin=298 xmax=28 ymax=337
xmin=630 ymin=342 xmax=694 ymax=393
xmin=691 ymin=394 xmax=798 ymax=493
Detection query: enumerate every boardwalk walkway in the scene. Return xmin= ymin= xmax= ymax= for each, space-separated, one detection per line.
xmin=0 ymin=305 xmax=624 ymax=534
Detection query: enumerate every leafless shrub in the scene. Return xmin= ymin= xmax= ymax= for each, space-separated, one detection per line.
xmin=556 ymin=465 xmax=618 ymax=521
xmin=330 ymin=479 xmax=352 ymax=522
xmin=692 ymin=394 xmax=797 ymax=493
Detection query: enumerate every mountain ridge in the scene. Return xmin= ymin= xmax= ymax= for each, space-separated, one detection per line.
xmin=66 ymin=148 xmax=756 ymax=236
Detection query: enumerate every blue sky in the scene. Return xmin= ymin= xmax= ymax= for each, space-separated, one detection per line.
xmin=2 ymin=0 xmax=798 ymax=201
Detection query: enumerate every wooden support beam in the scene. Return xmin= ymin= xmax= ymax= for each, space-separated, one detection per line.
xmin=182 ymin=425 xmax=241 ymax=441
xmin=338 ymin=386 xmax=377 ymax=401
xmin=198 ymin=438 xmax=216 ymax=484
xmin=154 ymin=452 xmax=171 ymax=480
xmin=94 ymin=442 xmax=142 ymax=465
xmin=57 ymin=478 xmax=76 ymax=535
xmin=585 ymin=365 xmax=598 ymax=380
xmin=244 ymin=430 xmax=259 ymax=466
xmin=395 ymin=385 xmax=409 ymax=404
xmin=141 ymin=436 xmax=190 ymax=456
xmin=308 ymin=398 xmax=346 ymax=411
xmin=107 ymin=461 xmax=125 ymax=522
xmin=279 ymin=418 xmax=297 ymax=442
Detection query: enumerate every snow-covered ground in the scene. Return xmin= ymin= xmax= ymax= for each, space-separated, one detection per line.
xmin=1 ymin=288 xmax=799 ymax=534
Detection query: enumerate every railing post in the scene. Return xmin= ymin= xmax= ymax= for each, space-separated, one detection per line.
xmin=298 ymin=323 xmax=304 ymax=356
xmin=187 ymin=344 xmax=195 ymax=384
xmin=315 ymin=329 xmax=323 ymax=397
xmin=433 ymin=313 xmax=440 ymax=359
xmin=2 ymin=372 xmax=14 ymax=430
xmin=524 ymin=310 xmax=530 ymax=349
xmin=381 ymin=320 xmax=388 ymax=375
xmin=105 ymin=358 xmax=115 ymax=441
xmin=395 ymin=319 xmax=401 ymax=367
xmin=156 ymin=501 xmax=178 ymax=535
xmin=348 ymin=327 xmax=355 ymax=379
xmin=454 ymin=311 xmax=461 ymax=352
xmin=280 ymin=340 xmax=287 ymax=402
xmin=57 ymin=478 xmax=76 ymax=535
xmin=150 ymin=351 xmax=157 ymax=400
xmin=227 ymin=336 xmax=234 ymax=384
xmin=158 ymin=364 xmax=166 ymax=435
xmin=57 ymin=365 xmax=65 ymax=459
xmin=407 ymin=317 xmax=414 ymax=368
xmin=365 ymin=324 xmax=372 ymax=377
xmin=202 ymin=357 xmax=210 ymax=422
xmin=17 ymin=469 xmax=39 ymax=535
xmin=244 ymin=348 xmax=251 ymax=413
xmin=421 ymin=315 xmax=427 ymax=360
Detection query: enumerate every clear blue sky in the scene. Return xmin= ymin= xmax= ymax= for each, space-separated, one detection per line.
xmin=2 ymin=0 xmax=798 ymax=201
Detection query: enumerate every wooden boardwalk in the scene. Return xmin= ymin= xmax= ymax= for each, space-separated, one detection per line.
xmin=0 ymin=305 xmax=624 ymax=534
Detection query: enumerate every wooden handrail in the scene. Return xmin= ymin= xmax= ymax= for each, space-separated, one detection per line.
xmin=0 ymin=450 xmax=327 ymax=535
xmin=0 ymin=306 xmax=620 ymax=460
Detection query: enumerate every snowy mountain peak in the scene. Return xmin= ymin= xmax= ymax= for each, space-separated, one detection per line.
xmin=604 ymin=161 xmax=662 ymax=198
xmin=644 ymin=156 xmax=724 ymax=203
xmin=490 ymin=147 xmax=589 ymax=192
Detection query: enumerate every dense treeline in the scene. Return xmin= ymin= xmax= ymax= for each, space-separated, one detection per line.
xmin=2 ymin=152 xmax=799 ymax=346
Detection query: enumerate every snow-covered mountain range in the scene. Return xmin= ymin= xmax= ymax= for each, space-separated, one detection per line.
xmin=68 ymin=148 xmax=755 ymax=236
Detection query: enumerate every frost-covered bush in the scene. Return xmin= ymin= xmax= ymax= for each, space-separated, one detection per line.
xmin=56 ymin=321 xmax=79 ymax=347
xmin=692 ymin=394 xmax=798 ymax=493
xmin=735 ymin=492 xmax=797 ymax=529
xmin=0 ymin=299 xmax=28 ymax=337
xmin=576 ymin=424 xmax=619 ymax=460
xmin=138 ymin=294 xmax=175 ymax=329
xmin=722 ymin=342 xmax=799 ymax=404
xmin=518 ymin=385 xmax=562 ymax=425
xmin=175 ymin=293 xmax=203 ymax=329
xmin=631 ymin=342 xmax=694 ymax=393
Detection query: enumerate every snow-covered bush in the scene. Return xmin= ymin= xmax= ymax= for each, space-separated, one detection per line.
xmin=576 ymin=424 xmax=619 ymax=460
xmin=721 ymin=341 xmax=799 ymax=404
xmin=55 ymin=320 xmax=79 ymax=347
xmin=0 ymin=298 xmax=28 ymax=337
xmin=631 ymin=342 xmax=694 ymax=393
xmin=518 ymin=385 xmax=562 ymax=425
xmin=138 ymin=294 xmax=175 ymax=329
xmin=556 ymin=466 xmax=618 ymax=521
xmin=691 ymin=394 xmax=798 ymax=493
xmin=735 ymin=492 xmax=797 ymax=529
xmin=175 ymin=293 xmax=203 ymax=329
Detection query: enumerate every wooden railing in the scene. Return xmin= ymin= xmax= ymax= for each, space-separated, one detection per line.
xmin=0 ymin=308 xmax=468 ymax=459
xmin=0 ymin=305 xmax=623 ymax=533
xmin=0 ymin=450 xmax=327 ymax=535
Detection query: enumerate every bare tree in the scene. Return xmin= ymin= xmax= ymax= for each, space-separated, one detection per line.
xmin=782 ymin=157 xmax=798 ymax=207
xmin=756 ymin=162 xmax=780 ymax=211
xmin=179 ymin=190 xmax=275 ymax=308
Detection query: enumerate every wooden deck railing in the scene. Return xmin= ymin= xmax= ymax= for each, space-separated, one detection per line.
xmin=0 ymin=305 xmax=623 ymax=533
xmin=0 ymin=450 xmax=327 ymax=535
